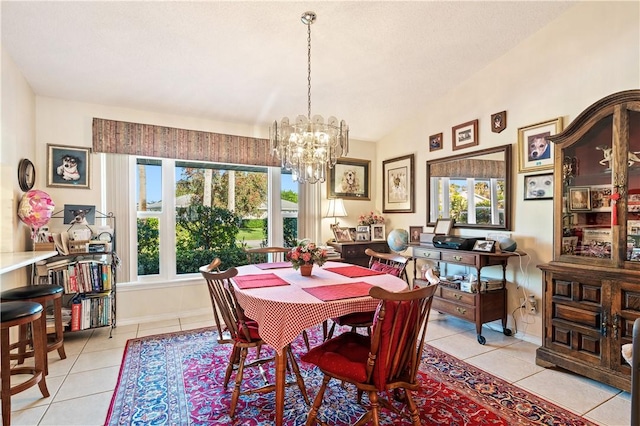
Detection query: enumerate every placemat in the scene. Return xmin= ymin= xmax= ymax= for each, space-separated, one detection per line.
xmin=233 ymin=273 xmax=290 ymax=289
xmin=254 ymin=262 xmax=292 ymax=270
xmin=324 ymin=265 xmax=385 ymax=278
xmin=302 ymin=281 xmax=373 ymax=301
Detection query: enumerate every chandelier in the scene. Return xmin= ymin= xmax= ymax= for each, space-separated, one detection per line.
xmin=270 ymin=11 xmax=349 ymax=184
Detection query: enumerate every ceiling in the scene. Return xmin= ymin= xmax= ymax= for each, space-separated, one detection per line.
xmin=1 ymin=1 xmax=576 ymax=142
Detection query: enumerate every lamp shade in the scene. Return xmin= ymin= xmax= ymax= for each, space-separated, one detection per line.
xmin=325 ymin=199 xmax=347 ymax=219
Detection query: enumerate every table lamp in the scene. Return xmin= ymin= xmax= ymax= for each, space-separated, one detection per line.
xmin=325 ymin=198 xmax=347 ymax=227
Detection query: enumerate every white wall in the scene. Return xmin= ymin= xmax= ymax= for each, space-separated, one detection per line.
xmin=3 ymin=2 xmax=639 ymax=333
xmin=0 ymin=46 xmax=37 ymax=289
xmin=376 ymin=1 xmax=640 ymax=342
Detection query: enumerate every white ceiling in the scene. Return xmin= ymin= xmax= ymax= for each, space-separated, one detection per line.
xmin=1 ymin=1 xmax=576 ymax=142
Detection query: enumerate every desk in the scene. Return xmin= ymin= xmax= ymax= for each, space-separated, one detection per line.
xmin=0 ymin=251 xmax=58 ymax=275
xmin=232 ymin=261 xmax=408 ymax=426
xmin=413 ymin=245 xmax=524 ymax=344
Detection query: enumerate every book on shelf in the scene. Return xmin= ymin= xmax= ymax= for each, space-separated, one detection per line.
xmin=52 ymin=232 xmax=70 ymax=255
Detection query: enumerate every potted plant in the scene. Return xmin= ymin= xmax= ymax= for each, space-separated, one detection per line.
xmin=287 ymin=239 xmax=328 ymax=276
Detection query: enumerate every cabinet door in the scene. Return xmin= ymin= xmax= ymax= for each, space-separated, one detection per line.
xmin=610 ymin=280 xmax=640 ymax=374
xmin=543 ymin=272 xmax=606 ymax=367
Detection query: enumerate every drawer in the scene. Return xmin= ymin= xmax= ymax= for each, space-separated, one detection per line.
xmin=433 ymin=297 xmax=476 ymax=322
xmin=441 ymin=251 xmax=477 ymax=266
xmin=413 ymin=247 xmax=441 ymax=260
xmin=343 ymin=245 xmax=366 ymax=258
xmin=440 ymin=287 xmax=476 ymax=306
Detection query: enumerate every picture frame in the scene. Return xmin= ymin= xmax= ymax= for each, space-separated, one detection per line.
xmin=491 ymin=111 xmax=507 ymax=133
xmin=327 ymin=157 xmax=370 ymax=200
xmin=356 ymin=232 xmax=369 ymax=241
xmin=452 ymin=119 xmax=478 ymax=151
xmin=370 ymin=224 xmax=386 ymax=241
xmin=356 ymin=225 xmax=370 ymax=241
xmin=434 ymin=218 xmax=453 ymax=235
xmin=517 ymin=117 xmax=563 ymax=173
xmin=628 ymin=189 xmax=640 ymax=213
xmin=409 ymin=226 xmax=423 ymax=244
xmin=561 ymin=236 xmax=579 ymax=255
xmin=333 ymin=226 xmax=353 ymax=243
xmin=63 ymin=204 xmax=96 ymax=225
xmin=473 ymin=240 xmax=495 ymax=252
xmin=47 ymin=144 xmax=91 ymax=189
xmin=590 ymin=184 xmax=613 ymax=212
xmin=524 ymin=173 xmax=554 ymax=200
xmin=429 ymin=133 xmax=443 ymax=152
xmin=569 ymin=187 xmax=591 ymax=211
xmin=382 ymin=154 xmax=414 ymax=213
xmin=348 ymin=227 xmax=357 ymax=241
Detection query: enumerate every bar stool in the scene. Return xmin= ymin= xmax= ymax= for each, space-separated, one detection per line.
xmin=1 ymin=301 xmax=50 ymax=426
xmin=0 ymin=285 xmax=66 ymax=374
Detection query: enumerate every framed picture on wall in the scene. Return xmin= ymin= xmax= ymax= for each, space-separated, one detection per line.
xmin=382 ymin=154 xmax=414 ymax=213
xmin=452 ymin=119 xmax=478 ymax=151
xmin=523 ymin=173 xmax=553 ymax=200
xmin=327 ymin=157 xmax=370 ymax=200
xmin=517 ymin=117 xmax=563 ymax=173
xmin=429 ymin=133 xmax=443 ymax=152
xmin=47 ymin=144 xmax=91 ymax=189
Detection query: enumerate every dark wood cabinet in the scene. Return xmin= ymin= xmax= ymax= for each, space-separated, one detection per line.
xmin=536 ymin=90 xmax=640 ymax=392
xmin=327 ymin=241 xmax=389 ymax=267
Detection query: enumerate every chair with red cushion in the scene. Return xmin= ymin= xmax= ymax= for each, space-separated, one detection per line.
xmin=325 ymin=248 xmax=410 ymax=340
xmin=302 ymin=284 xmax=438 ymax=426
xmin=199 ymin=261 xmax=309 ymax=416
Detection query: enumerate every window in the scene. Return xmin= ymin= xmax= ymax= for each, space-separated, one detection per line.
xmin=135 ymin=157 xmax=297 ymax=280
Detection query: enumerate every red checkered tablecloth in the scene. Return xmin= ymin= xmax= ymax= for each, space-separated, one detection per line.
xmin=232 ymin=261 xmax=408 ymax=354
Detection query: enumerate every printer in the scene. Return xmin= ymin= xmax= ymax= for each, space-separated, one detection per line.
xmin=432 ymin=235 xmax=484 ymax=251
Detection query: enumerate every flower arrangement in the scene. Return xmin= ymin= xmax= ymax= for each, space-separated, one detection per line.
xmin=358 ymin=211 xmax=385 ymax=226
xmin=287 ymin=239 xmax=328 ymax=270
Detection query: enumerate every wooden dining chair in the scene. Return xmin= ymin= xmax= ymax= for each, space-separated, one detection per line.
xmin=325 ymin=248 xmax=410 ymax=340
xmin=302 ymin=284 xmax=438 ymax=426
xmin=244 ymin=246 xmax=290 ymax=264
xmin=199 ymin=262 xmax=309 ymax=417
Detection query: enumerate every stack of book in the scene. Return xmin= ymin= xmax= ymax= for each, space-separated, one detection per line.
xmin=321 ymin=245 xmax=341 ymax=261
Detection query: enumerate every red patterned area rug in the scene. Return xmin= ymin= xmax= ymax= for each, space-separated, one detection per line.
xmin=105 ymin=326 xmax=596 ymax=425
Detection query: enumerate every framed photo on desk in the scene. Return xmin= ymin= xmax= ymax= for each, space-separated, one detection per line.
xmin=473 ymin=240 xmax=495 ymax=253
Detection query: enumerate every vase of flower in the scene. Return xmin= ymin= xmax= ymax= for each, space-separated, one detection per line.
xmin=288 ymin=239 xmax=328 ymax=276
xmin=300 ymin=264 xmax=313 ymax=276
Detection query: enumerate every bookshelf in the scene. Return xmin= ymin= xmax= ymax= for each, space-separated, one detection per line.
xmin=34 ymin=211 xmax=117 ymax=335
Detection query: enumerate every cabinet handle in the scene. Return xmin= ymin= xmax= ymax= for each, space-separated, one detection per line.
xmin=454 ymin=255 xmax=462 ymax=261
xmin=456 ymin=307 xmax=466 ymax=315
xmin=454 ymin=294 xmax=462 ymax=300
xmin=425 ymin=253 xmax=432 ymax=258
xmin=613 ymin=313 xmax=620 ymax=340
xmin=601 ymin=312 xmax=608 ymax=337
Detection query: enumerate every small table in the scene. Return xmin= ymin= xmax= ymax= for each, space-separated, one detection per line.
xmin=232 ymin=261 xmax=408 ymax=425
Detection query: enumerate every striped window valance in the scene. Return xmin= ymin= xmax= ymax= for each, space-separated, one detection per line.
xmin=429 ymin=159 xmax=504 ymax=179
xmin=92 ymin=118 xmax=280 ymax=167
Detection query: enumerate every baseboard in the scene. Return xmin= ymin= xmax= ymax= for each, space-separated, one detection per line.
xmin=115 ymin=307 xmax=212 ymax=327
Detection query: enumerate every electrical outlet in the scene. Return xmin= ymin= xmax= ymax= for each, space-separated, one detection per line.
xmin=528 ymin=295 xmax=537 ymax=314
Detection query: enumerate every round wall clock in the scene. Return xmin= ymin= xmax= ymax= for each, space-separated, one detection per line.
xmin=17 ymin=158 xmax=36 ymax=191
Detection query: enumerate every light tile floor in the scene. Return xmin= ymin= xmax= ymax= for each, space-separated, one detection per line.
xmin=6 ymin=313 xmax=632 ymax=425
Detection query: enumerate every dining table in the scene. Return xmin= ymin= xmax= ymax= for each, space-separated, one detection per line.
xmin=231 ymin=260 xmax=409 ymax=425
